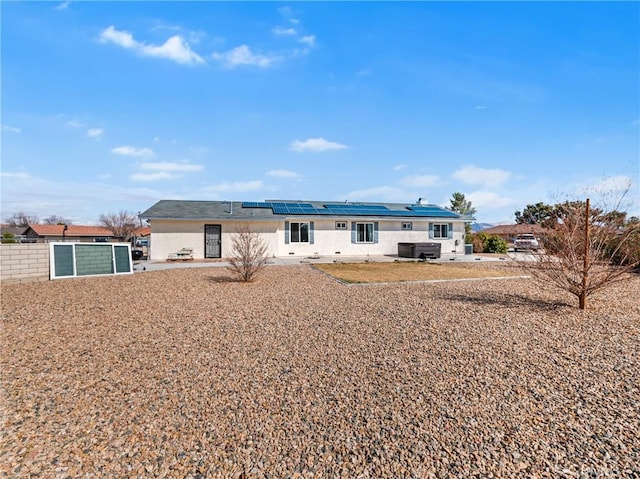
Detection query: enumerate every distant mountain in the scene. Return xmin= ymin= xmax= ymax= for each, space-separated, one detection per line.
xmin=471 ymin=222 xmax=495 ymax=232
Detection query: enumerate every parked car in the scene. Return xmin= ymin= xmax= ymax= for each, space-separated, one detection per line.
xmin=513 ymin=234 xmax=540 ymax=251
xmin=135 ymin=238 xmax=149 ymax=247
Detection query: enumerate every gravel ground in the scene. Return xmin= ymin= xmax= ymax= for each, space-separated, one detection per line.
xmin=1 ymin=265 xmax=639 ymax=478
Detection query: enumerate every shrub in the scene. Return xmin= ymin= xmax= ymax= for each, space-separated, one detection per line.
xmin=227 ymin=226 xmax=269 ymax=282
xmin=470 ymin=232 xmax=507 ymax=254
xmin=472 ymin=234 xmax=485 ymax=253
xmin=1 ymin=233 xmax=17 ymax=244
xmin=484 ymin=235 xmax=508 ymax=254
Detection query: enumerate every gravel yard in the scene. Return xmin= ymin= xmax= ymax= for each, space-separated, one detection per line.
xmin=1 ymin=265 xmax=639 ymax=478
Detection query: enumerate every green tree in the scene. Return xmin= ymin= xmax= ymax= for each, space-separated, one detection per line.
xmin=449 ymin=192 xmax=477 ymax=216
xmin=448 ymin=192 xmax=476 ymax=243
xmin=514 ymin=202 xmax=554 ymax=225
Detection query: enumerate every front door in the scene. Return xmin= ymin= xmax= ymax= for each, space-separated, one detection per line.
xmin=205 ymin=224 xmax=221 ymax=258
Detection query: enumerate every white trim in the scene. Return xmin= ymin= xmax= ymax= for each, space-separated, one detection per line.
xmin=49 ymin=242 xmax=133 ymax=280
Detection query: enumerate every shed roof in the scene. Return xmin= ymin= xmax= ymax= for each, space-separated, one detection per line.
xmin=480 ymin=224 xmax=546 ymax=235
xmin=140 ymin=200 xmax=470 ymax=221
xmin=26 ymin=224 xmax=115 ymax=237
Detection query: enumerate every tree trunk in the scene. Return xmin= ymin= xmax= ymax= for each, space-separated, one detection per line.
xmin=580 ymin=198 xmax=590 ymax=310
xmin=579 ymin=292 xmax=586 ymax=310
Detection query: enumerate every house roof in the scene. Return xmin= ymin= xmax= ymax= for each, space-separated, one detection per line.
xmin=140 ymin=200 xmax=470 ymax=221
xmin=480 ymin=224 xmax=546 ymax=235
xmin=26 ymin=224 xmax=115 ymax=237
xmin=0 ymin=224 xmax=28 ymax=236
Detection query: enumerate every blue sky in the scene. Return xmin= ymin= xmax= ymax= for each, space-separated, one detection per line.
xmin=2 ymin=1 xmax=639 ymax=225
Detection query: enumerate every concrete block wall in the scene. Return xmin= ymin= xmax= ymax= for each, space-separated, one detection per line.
xmin=0 ymin=243 xmax=50 ymax=283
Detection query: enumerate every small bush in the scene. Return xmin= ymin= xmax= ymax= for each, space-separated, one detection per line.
xmin=470 ymin=232 xmax=507 ymax=254
xmin=227 ymin=226 xmax=269 ymax=282
xmin=472 ymin=235 xmax=485 ymax=253
xmin=484 ymin=235 xmax=508 ymax=254
xmin=1 ymin=233 xmax=17 ymax=244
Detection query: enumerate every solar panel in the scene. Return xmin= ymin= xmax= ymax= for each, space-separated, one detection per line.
xmin=265 ymin=201 xmax=461 ymax=218
xmin=241 ymin=202 xmax=273 ymax=208
xmin=323 ymin=204 xmax=389 ymax=211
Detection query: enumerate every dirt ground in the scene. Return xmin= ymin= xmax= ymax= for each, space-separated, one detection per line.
xmin=2 ymin=265 xmax=639 ymax=477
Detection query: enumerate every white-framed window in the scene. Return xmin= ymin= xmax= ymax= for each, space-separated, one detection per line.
xmin=290 ymin=222 xmax=310 ymax=243
xmin=335 ymin=221 xmax=347 ymax=230
xmin=432 ymin=223 xmax=449 ymax=239
xmin=401 ymin=222 xmax=412 ymax=230
xmin=356 ymin=222 xmax=374 ymax=243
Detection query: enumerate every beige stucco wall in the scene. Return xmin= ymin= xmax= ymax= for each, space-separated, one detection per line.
xmin=0 ymin=243 xmax=50 ymax=283
xmin=149 ymin=220 xmax=280 ymax=260
xmin=149 ymin=218 xmax=466 ymax=260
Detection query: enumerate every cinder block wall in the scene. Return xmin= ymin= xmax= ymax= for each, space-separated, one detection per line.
xmin=0 ymin=244 xmax=50 ymax=283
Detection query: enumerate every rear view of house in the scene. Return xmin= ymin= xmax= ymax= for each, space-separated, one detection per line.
xmin=140 ymin=199 xmax=472 ymax=261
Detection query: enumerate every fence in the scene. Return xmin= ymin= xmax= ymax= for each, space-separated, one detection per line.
xmin=0 ymin=243 xmax=50 ymax=283
xmin=1 ymin=242 xmax=134 ymax=283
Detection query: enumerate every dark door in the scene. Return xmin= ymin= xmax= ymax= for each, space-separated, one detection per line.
xmin=205 ymin=224 xmax=221 ymax=258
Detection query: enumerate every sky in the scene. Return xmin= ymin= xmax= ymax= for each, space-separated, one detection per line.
xmin=2 ymin=1 xmax=639 ymax=225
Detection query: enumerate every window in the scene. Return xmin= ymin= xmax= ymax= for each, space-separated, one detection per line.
xmin=432 ymin=223 xmax=449 ymax=239
xmin=290 ymin=222 xmax=310 ymax=243
xmin=356 ymin=222 xmax=374 ymax=243
xmin=401 ymin=222 xmax=412 ymax=230
xmin=335 ymin=221 xmax=347 ymax=230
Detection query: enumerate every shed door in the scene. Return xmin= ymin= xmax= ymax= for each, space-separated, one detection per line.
xmin=205 ymin=224 xmax=221 ymax=258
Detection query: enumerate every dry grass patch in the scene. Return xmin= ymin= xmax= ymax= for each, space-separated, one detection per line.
xmin=314 ymin=260 xmax=520 ymax=283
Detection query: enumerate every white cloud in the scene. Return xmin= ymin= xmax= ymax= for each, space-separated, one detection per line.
xmin=129 ymin=172 xmax=177 ymax=182
xmin=66 ymin=119 xmax=82 ymax=128
xmin=266 ymin=169 xmax=303 ymax=178
xmin=345 ymin=186 xmax=410 ymax=202
xmin=399 ymin=175 xmax=440 ymax=188
xmin=211 ymin=45 xmax=281 ymax=69
xmin=299 ymin=35 xmax=316 ymax=47
xmin=393 ymin=164 xmax=407 ymax=171
xmin=0 ymin=171 xmax=169 ymax=224
xmin=273 ymin=27 xmax=297 ymax=36
xmin=87 ymin=128 xmax=104 ymax=138
xmin=466 ymin=191 xmax=515 ymax=210
xmin=290 ymin=18 xmax=300 ymax=25
xmin=99 ymin=26 xmax=205 ymax=66
xmin=1 ymin=124 xmax=21 ymax=133
xmin=289 ymin=137 xmax=348 ymax=152
xmin=139 ymin=161 xmax=203 ymax=172
xmin=55 ymin=1 xmax=70 ymax=10
xmin=206 ymin=180 xmax=263 ymax=193
xmin=1 ymin=172 xmax=31 ymax=179
xmin=111 ymin=146 xmax=155 ymax=158
xmin=452 ymin=164 xmax=511 ymax=187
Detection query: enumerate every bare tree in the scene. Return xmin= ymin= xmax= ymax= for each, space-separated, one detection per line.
xmin=227 ymin=226 xmax=269 ymax=282
xmin=43 ymin=215 xmax=72 ymax=225
xmin=5 ymin=212 xmax=39 ymax=227
xmin=98 ymin=210 xmax=138 ymax=240
xmin=516 ymin=197 xmax=639 ymax=310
